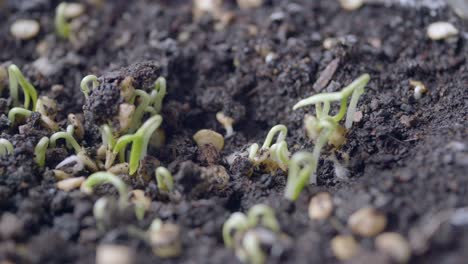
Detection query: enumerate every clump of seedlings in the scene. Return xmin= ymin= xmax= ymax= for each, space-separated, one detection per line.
xmin=0 ymin=138 xmax=14 ymax=157
xmin=223 ymin=204 xmax=290 ymax=264
xmin=284 ymin=74 xmax=370 ymax=200
xmin=106 ymin=114 xmax=163 ymax=175
xmin=248 ymin=124 xmax=290 ymax=172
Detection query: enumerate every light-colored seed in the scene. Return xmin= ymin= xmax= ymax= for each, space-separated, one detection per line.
xmin=375 ymin=232 xmax=411 ymax=264
xmin=308 ymin=192 xmax=334 ymax=220
xmin=409 ymin=80 xmax=427 ymax=100
xmin=118 ymin=103 xmax=135 ymax=133
xmin=348 ymin=207 xmax=387 ymax=237
xmin=53 ymin=169 xmax=72 ymax=180
xmin=149 ymin=223 xmax=182 ymax=258
xmin=216 ymin=112 xmax=234 ymax=138
xmin=237 ymin=0 xmax=263 ymax=9
xmin=129 ymin=190 xmax=151 ymax=210
xmin=96 ymin=244 xmax=133 ymax=264
xmin=120 ymin=76 xmax=135 ymax=102
xmin=57 ymin=176 xmax=85 ymax=191
xmin=10 ymin=19 xmax=40 ymax=40
xmin=427 ymin=22 xmax=459 ymax=40
xmin=63 ymin=3 xmax=85 ymax=19
xmin=193 ymin=0 xmax=223 ymax=19
xmin=68 ymin=114 xmax=84 ymax=139
xmin=339 ymin=0 xmax=364 ymax=11
xmin=331 ymin=235 xmax=360 ymax=261
xmin=193 ymin=129 xmax=224 ymax=151
xmin=107 ymin=163 xmax=129 ymax=175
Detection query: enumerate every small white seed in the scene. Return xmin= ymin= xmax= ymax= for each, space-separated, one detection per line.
xmin=118 ymin=103 xmax=135 ymax=133
xmin=57 ymin=176 xmax=85 ymax=191
xmin=10 ymin=19 xmax=40 ymax=40
xmin=63 ymin=3 xmax=85 ymax=19
xmin=237 ymin=0 xmax=263 ymax=9
xmin=375 ymin=232 xmax=411 ymax=264
xmin=339 ymin=0 xmax=364 ymax=11
xmin=53 ymin=169 xmax=72 ymax=180
xmin=331 ymin=235 xmax=360 ymax=261
xmin=193 ymin=129 xmax=224 ymax=151
xmin=96 ymin=244 xmax=133 ymax=264
xmin=427 ymin=22 xmax=459 ymax=40
xmin=409 ymin=80 xmax=427 ymax=100
xmin=348 ymin=207 xmax=387 ymax=237
xmin=308 ymin=192 xmax=334 ymax=220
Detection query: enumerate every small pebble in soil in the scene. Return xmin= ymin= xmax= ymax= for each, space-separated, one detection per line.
xmin=375 ymin=232 xmax=411 ymax=264
xmin=237 ymin=0 xmax=263 ymax=9
xmin=193 ymin=129 xmax=224 ymax=151
xmin=331 ymin=235 xmax=360 ymax=261
xmin=339 ymin=0 xmax=364 ymax=11
xmin=96 ymin=244 xmax=133 ymax=264
xmin=10 ymin=19 xmax=40 ymax=40
xmin=427 ymin=22 xmax=459 ymax=40
xmin=56 ymin=176 xmax=85 ymax=191
xmin=309 ymin=192 xmax=334 ymax=220
xmin=348 ymin=207 xmax=387 ymax=237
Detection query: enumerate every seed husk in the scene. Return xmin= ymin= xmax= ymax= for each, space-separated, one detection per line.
xmin=57 ymin=176 xmax=85 ymax=191
xmin=348 ymin=207 xmax=387 ymax=237
xmin=193 ymin=129 xmax=224 ymax=151
xmin=375 ymin=232 xmax=411 ymax=264
xmin=331 ymin=235 xmax=360 ymax=260
xmin=10 ymin=19 xmax=40 ymax=40
xmin=308 ymin=192 xmax=334 ymax=220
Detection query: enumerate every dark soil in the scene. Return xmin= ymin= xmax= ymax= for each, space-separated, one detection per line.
xmin=1 ymin=0 xmax=467 ymax=263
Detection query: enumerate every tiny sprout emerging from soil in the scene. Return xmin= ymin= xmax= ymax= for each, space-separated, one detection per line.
xmin=55 ymin=2 xmax=71 ymax=39
xmin=409 ymin=80 xmax=427 ymax=100
xmin=223 ymin=212 xmax=249 ymax=248
xmin=93 ymin=197 xmax=109 ymax=231
xmin=50 ymin=124 xmax=82 ymax=154
xmin=80 ymin=75 xmax=99 ymax=98
xmin=283 ymin=151 xmax=316 ymax=201
xmin=216 ymin=112 xmax=235 ymax=138
xmin=8 ymin=64 xmax=38 ymax=110
xmin=128 ymin=89 xmax=151 ymax=133
xmin=129 ymin=190 xmax=151 ymax=221
xmin=101 ymin=124 xmax=116 ymax=168
xmin=0 ymin=138 xmax=14 ymax=156
xmin=112 ymin=115 xmax=163 ymax=175
xmin=82 ymin=171 xmax=129 ymax=207
xmin=155 ymin=166 xmax=174 ymax=193
xmin=8 ymin=107 xmax=32 ymax=123
xmin=148 ymin=219 xmax=182 ymax=258
xmin=148 ymin=77 xmax=167 ymax=114
xmin=34 ymin=137 xmax=49 ymax=167
xmin=247 ymin=204 xmax=280 ymax=232
xmin=248 ymin=124 xmax=290 ymax=171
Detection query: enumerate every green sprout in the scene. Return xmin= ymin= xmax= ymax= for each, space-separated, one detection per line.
xmin=111 ymin=115 xmax=163 ymax=175
xmin=101 ymin=124 xmax=116 ymax=168
xmin=8 ymin=64 xmax=38 ymax=110
xmin=55 ymin=2 xmax=71 ymax=39
xmin=128 ymin=89 xmax=151 ymax=133
xmin=155 ymin=166 xmax=174 ymax=193
xmin=8 ymin=107 xmax=32 ymax=123
xmin=34 ymin=137 xmax=49 ymax=167
xmin=80 ymin=75 xmax=99 ymax=98
xmin=248 ymin=124 xmax=290 ymax=171
xmin=148 ymin=77 xmax=167 ymax=114
xmin=0 ymin=138 xmax=14 ymax=156
xmin=283 ymin=152 xmax=316 ymax=201
xmin=81 ymin=171 xmax=128 ymax=207
xmin=50 ymin=124 xmax=82 ymax=154
xmin=223 ymin=204 xmax=281 ymax=264
xmin=93 ymin=197 xmax=108 ymax=231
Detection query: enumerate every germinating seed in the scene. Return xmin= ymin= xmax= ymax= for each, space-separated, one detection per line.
xmin=56 ymin=176 xmax=85 ymax=191
xmin=348 ymin=207 xmax=387 ymax=237
xmin=375 ymin=232 xmax=411 ymax=264
xmin=331 ymin=235 xmax=360 ymax=261
xmin=193 ymin=129 xmax=225 ymax=151
xmin=427 ymin=22 xmax=459 ymax=40
xmin=308 ymin=192 xmax=334 ymax=220
xmin=339 ymin=0 xmax=364 ymax=11
xmin=10 ymin=19 xmax=40 ymax=40
xmin=63 ymin=3 xmax=85 ymax=19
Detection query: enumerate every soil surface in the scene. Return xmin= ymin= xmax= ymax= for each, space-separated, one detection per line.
xmin=0 ymin=0 xmax=467 ymax=263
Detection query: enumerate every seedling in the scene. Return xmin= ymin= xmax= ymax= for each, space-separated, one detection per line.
xmin=80 ymin=75 xmax=99 ymax=98
xmin=55 ymin=2 xmax=71 ymax=39
xmin=81 ymin=171 xmax=128 ymax=207
xmin=34 ymin=137 xmax=49 ymax=167
xmin=50 ymin=124 xmax=82 ymax=154
xmin=248 ymin=124 xmax=290 ymax=171
xmin=111 ymin=115 xmax=163 ymax=175
xmin=8 ymin=107 xmax=32 ymax=123
xmin=155 ymin=166 xmax=174 ymax=193
xmin=128 ymin=89 xmax=151 ymax=133
xmin=0 ymin=138 xmax=14 ymax=156
xmin=283 ymin=152 xmax=316 ymax=201
xmin=223 ymin=204 xmax=282 ymax=264
xmin=149 ymin=77 xmax=167 ymax=114
xmin=8 ymin=64 xmax=38 ymax=110
xmin=101 ymin=124 xmax=116 ymax=168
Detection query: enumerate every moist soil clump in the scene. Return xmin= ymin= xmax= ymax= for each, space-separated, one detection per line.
xmin=0 ymin=1 xmax=467 ymax=263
